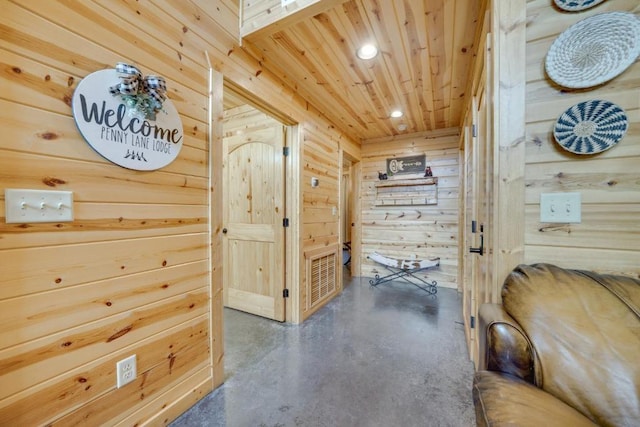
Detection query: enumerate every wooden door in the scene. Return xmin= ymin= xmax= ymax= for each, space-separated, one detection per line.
xmin=462 ymin=119 xmax=477 ymax=362
xmin=462 ymin=2 xmax=525 ymax=367
xmin=223 ymin=119 xmax=286 ymax=321
xmin=462 ymin=72 xmax=487 ymax=364
xmin=462 ymin=30 xmax=493 ymax=366
xmin=475 ymin=81 xmax=488 ymax=302
xmin=341 ymin=168 xmax=351 ymax=244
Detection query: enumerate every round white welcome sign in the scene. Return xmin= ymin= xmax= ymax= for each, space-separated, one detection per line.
xmin=72 ymin=69 xmax=183 ymax=171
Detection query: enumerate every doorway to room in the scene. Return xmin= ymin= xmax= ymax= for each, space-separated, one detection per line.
xmin=340 ymin=153 xmax=359 ymax=280
xmin=220 ymin=82 xmax=301 ymax=384
xmin=222 ymin=104 xmax=287 ymax=321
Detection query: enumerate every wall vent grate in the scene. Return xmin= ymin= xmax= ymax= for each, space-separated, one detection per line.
xmin=308 ymin=251 xmax=337 ymax=309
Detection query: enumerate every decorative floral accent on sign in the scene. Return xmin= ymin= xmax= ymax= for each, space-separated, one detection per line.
xmin=108 ymin=63 xmax=167 ymax=121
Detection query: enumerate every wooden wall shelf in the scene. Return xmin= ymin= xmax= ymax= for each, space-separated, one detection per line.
xmin=374 ymin=177 xmax=438 ymax=206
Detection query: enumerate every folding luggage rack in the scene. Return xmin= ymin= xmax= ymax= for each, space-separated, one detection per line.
xmin=368 ymin=252 xmax=439 ymax=296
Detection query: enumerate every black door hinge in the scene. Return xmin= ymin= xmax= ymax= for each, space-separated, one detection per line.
xmin=470 ymin=316 xmax=476 ymax=329
xmin=283 ymin=218 xmax=289 ymax=227
xmin=283 ymin=146 xmax=290 ymax=156
xmin=283 ymin=289 xmax=289 ymax=298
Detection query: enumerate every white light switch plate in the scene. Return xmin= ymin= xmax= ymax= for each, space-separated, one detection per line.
xmin=5 ymin=189 xmax=74 ymax=223
xmin=540 ymin=192 xmax=581 ymax=223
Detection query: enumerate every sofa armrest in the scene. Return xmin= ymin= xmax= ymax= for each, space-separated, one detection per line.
xmin=478 ymin=303 xmax=535 ymax=384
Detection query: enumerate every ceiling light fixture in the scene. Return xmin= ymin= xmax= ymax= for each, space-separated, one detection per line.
xmin=356 ymin=43 xmax=378 ymax=60
xmin=397 ymin=124 xmax=407 ymax=131
xmin=390 ymin=110 xmax=403 ymax=118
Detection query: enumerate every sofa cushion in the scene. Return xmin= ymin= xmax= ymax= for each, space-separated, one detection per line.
xmin=473 ymin=371 xmax=597 ymax=427
xmin=501 ymin=263 xmax=640 ymax=426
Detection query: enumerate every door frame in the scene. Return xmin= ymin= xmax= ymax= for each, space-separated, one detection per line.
xmin=221 ymin=79 xmax=301 ymax=324
xmin=208 ymin=67 xmax=303 ymax=385
xmin=339 ymin=150 xmax=361 ymax=279
xmin=209 ymin=66 xmax=224 ymax=387
xmin=457 ymin=0 xmax=526 ymax=367
xmin=460 ymin=12 xmax=492 ymax=366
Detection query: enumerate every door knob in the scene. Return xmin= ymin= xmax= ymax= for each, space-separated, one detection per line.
xmin=222 ymin=228 xmax=227 ymax=234
xmin=469 ymin=234 xmax=484 ymax=256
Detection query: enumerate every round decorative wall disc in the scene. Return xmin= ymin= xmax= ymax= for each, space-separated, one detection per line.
xmin=553 ymin=0 xmax=607 ymax=12
xmin=553 ymin=100 xmax=628 ymax=154
xmin=545 ymin=12 xmax=640 ymax=89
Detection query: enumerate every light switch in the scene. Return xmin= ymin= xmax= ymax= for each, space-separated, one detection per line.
xmin=5 ymin=189 xmax=74 ymax=223
xmin=540 ymin=192 xmax=580 ymax=223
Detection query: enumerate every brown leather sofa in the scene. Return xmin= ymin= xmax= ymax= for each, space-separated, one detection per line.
xmin=472 ymin=263 xmax=640 ymax=427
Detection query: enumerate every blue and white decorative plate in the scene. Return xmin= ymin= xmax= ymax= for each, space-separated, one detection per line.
xmin=553 ymin=100 xmax=628 ymax=154
xmin=553 ymin=0 xmax=607 ymax=12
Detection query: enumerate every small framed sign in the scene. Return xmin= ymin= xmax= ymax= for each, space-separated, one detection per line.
xmin=72 ymin=68 xmax=183 ymax=171
xmin=386 ymin=154 xmax=426 ymax=177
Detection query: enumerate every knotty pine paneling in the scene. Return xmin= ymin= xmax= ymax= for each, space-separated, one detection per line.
xmin=1 ymin=0 xmax=360 ymax=423
xmin=301 ymin=125 xmax=342 ymax=320
xmin=361 ymin=129 xmax=460 ymax=289
xmin=0 ymin=317 xmax=209 ymax=426
xmin=0 ymin=290 xmax=209 ymax=397
xmin=524 ymin=0 xmax=640 ymax=278
xmin=0 ymin=261 xmax=208 ymax=345
xmin=0 ymin=0 xmax=214 ymax=417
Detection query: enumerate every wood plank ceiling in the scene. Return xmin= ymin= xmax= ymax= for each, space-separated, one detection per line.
xmin=239 ymin=0 xmax=483 ymax=142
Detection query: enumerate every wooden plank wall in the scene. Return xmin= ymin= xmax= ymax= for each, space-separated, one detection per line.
xmin=524 ymin=0 xmax=640 ymax=277
xmin=301 ymin=125 xmax=343 ymax=320
xmin=360 ymin=129 xmax=460 ymax=289
xmin=0 ymin=0 xmax=359 ymax=424
xmin=0 ymin=1 xmax=216 ymax=425
xmin=223 ymin=105 xmax=280 ymax=138
xmin=240 ymin=0 xmax=345 ymax=40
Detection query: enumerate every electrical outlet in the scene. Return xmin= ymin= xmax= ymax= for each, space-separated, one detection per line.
xmin=116 ymin=355 xmax=137 ymax=388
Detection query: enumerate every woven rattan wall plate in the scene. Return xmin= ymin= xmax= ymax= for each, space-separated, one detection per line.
xmin=553 ymin=100 xmax=628 ymax=154
xmin=553 ymin=0 xmax=607 ymax=12
xmin=545 ymin=12 xmax=640 ymax=89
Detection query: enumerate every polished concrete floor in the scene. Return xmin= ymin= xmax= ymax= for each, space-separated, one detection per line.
xmin=171 ymin=271 xmax=476 ymax=426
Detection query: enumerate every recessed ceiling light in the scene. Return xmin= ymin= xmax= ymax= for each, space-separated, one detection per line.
xmin=356 ymin=44 xmax=378 ymax=60
xmin=390 ymin=110 xmax=403 ymax=118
